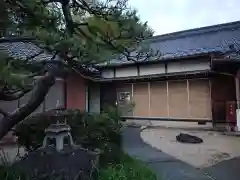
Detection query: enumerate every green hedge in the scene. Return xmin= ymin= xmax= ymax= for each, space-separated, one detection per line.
xmin=15 ymin=107 xmax=123 ymax=164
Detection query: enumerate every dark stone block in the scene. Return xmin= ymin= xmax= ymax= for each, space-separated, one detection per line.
xmin=14 ymin=146 xmax=100 ymax=180
xmin=176 ymin=133 xmax=203 ymax=144
xmin=198 ymin=121 xmax=207 ymax=125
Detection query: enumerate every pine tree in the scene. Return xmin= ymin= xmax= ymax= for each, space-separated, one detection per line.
xmin=0 ymin=0 xmax=159 ymax=139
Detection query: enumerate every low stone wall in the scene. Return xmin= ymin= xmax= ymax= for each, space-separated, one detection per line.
xmin=124 ymin=119 xmax=213 ymax=130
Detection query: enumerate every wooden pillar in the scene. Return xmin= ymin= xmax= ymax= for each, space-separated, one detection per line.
xmin=236 ymin=70 xmax=240 ymax=131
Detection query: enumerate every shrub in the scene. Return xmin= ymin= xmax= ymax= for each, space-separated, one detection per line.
xmin=15 ymin=107 xmax=122 ymax=164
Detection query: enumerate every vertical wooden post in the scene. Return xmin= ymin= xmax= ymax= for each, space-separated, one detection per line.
xmin=187 ymin=80 xmax=190 ymax=118
xmin=131 ymin=83 xmax=134 ymax=116
xmin=166 ymin=81 xmax=169 ymax=117
xmin=235 ymin=77 xmax=239 ymax=109
xmin=148 ymin=82 xmax=151 ymax=117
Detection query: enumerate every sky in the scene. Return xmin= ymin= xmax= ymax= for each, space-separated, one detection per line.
xmin=128 ymin=0 xmax=240 ymax=35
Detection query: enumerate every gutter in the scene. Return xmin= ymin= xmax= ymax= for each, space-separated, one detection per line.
xmin=122 ymin=116 xmax=212 ymax=123
xmin=78 ymin=68 xmax=238 ymax=83
xmin=97 ymin=52 xmax=214 ymax=69
xmin=96 ymin=70 xmax=211 ymax=82
xmin=76 ymin=69 xmax=211 ymax=83
xmin=70 ymin=67 xmax=101 ymax=82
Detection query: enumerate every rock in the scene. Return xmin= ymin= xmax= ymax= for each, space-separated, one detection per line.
xmin=176 ymin=133 xmax=203 ymax=144
xmin=13 ymin=146 xmax=100 ymax=180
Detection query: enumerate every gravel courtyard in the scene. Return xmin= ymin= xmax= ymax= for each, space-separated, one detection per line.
xmin=141 ymin=127 xmax=240 ymax=168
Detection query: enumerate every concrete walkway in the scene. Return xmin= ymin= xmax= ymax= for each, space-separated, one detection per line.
xmin=122 ymin=127 xmax=239 ymax=180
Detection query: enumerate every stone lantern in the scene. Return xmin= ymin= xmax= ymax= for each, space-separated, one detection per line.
xmin=41 ymin=102 xmax=74 ymax=151
xmin=42 ymin=122 xmax=74 ymax=151
xmin=14 ymin=103 xmax=101 ymax=180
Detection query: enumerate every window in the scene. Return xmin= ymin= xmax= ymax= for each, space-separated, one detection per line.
xmin=118 ymin=92 xmax=131 ymax=102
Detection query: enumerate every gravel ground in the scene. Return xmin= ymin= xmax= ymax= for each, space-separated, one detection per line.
xmin=141 ymin=127 xmax=240 ymax=168
xmin=122 ymin=127 xmax=213 ymax=180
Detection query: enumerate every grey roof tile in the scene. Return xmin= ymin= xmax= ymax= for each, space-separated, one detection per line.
xmin=0 ymin=41 xmax=58 ymax=63
xmin=2 ymin=21 xmax=240 ymax=68
xmin=0 ymin=38 xmax=100 ymax=75
xmin=105 ymin=21 xmax=240 ymax=66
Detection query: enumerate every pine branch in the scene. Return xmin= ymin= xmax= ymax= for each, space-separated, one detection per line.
xmin=0 ymin=72 xmax=56 ymax=140
xmin=0 ymin=87 xmax=32 ymax=101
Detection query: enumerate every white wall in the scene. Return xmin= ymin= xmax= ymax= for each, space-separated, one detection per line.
xmin=0 ymin=101 xmax=18 ymax=113
xmin=139 ymin=64 xmax=165 ymax=76
xmin=115 ymin=67 xmax=137 ymax=77
xmin=0 ymin=79 xmax=65 ymax=115
xmin=167 ymin=60 xmax=210 ymax=73
xmin=100 ymin=60 xmax=210 ymax=79
xmin=101 ymin=69 xmax=114 ymax=78
xmin=45 ymin=80 xmax=64 ymax=110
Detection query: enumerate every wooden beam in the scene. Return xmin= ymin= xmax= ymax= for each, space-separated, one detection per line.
xmin=122 ymin=116 xmax=212 ymax=123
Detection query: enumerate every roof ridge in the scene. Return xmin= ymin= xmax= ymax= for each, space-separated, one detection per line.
xmin=149 ymin=20 xmax=240 ymax=42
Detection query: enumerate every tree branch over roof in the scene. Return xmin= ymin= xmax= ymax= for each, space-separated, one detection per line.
xmin=0 ymin=87 xmax=32 ymax=101
xmin=9 ymin=0 xmax=157 ymax=63
xmin=0 ymin=72 xmax=56 ymax=139
xmin=0 ymin=0 xmax=158 ymax=140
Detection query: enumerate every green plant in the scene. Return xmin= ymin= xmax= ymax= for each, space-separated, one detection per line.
xmin=0 ymin=153 xmax=158 ymax=180
xmin=98 ymin=153 xmax=157 ymax=180
xmin=0 ymin=166 xmax=27 ymax=180
xmin=15 ymin=107 xmax=123 ymax=164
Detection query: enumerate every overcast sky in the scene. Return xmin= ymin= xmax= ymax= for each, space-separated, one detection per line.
xmin=128 ymin=0 xmax=240 ymax=35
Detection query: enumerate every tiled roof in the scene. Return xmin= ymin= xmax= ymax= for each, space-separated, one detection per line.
xmin=0 ymin=39 xmax=58 ymax=63
xmin=104 ymin=21 xmax=240 ymax=66
xmin=0 ymin=37 xmax=99 ymax=76
xmin=2 ymin=20 xmax=240 ymax=68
